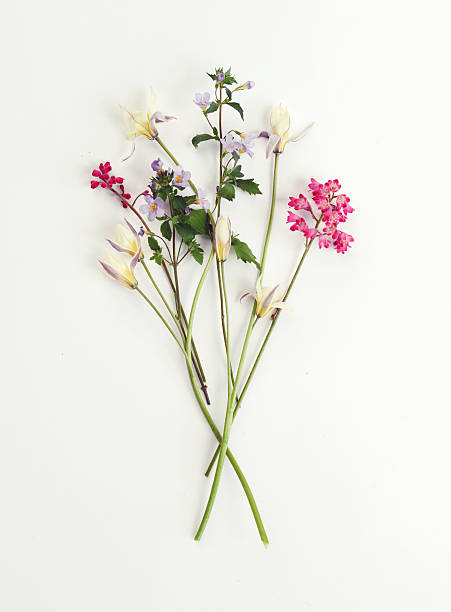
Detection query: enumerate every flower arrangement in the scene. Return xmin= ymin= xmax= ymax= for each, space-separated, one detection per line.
xmin=90 ymin=66 xmax=355 ymax=546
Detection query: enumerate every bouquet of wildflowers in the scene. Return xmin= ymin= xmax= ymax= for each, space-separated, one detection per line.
xmin=90 ymin=67 xmax=355 ymax=545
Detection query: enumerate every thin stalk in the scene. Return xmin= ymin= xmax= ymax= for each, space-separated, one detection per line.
xmin=137 ymin=281 xmax=268 ymax=544
xmin=204 ymin=154 xmax=281 ymax=477
xmin=135 ymin=287 xmax=184 ymax=351
xmin=195 ymin=303 xmax=256 ymax=540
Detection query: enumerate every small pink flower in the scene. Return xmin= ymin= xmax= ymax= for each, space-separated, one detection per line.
xmin=318 ymin=234 xmax=331 ymax=249
xmin=325 ymin=179 xmax=341 ymax=193
xmin=288 ymin=194 xmax=311 ymax=211
xmin=333 ymin=230 xmax=354 ymax=254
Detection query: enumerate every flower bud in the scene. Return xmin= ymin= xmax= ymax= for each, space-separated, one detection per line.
xmin=214 ymin=216 xmax=232 ymax=262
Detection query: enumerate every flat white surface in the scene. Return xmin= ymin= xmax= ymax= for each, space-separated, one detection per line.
xmin=2 ymin=0 xmax=451 ymax=610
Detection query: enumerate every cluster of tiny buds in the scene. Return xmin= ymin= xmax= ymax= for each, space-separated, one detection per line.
xmin=90 ymin=162 xmax=131 ymax=207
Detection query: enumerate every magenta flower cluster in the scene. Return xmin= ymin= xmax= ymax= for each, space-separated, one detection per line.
xmin=287 ymin=179 xmax=355 ymax=254
xmin=91 ymin=161 xmax=131 ymax=208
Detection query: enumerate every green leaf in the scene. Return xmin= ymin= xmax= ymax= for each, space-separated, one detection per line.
xmin=147 ymin=236 xmax=161 ymax=251
xmin=207 ymin=72 xmax=216 ymax=80
xmin=205 ymin=102 xmax=219 ymax=114
xmin=160 ymin=220 xmax=172 ymax=241
xmin=192 ymin=133 xmax=217 ymax=148
xmin=150 ymin=251 xmax=163 ymax=265
xmin=235 ymin=178 xmax=262 ymax=195
xmin=229 ymin=164 xmax=244 ymax=179
xmin=175 ymin=223 xmax=196 ymax=244
xmin=227 ymin=101 xmax=244 ymax=120
xmin=171 ymin=195 xmax=189 ymax=213
xmin=225 ymin=87 xmax=233 ymax=100
xmin=185 ymin=209 xmax=209 ymax=235
xmin=218 ymin=182 xmax=235 ymax=201
xmin=190 ymin=243 xmax=204 ymax=265
xmin=231 ymin=236 xmax=260 ymax=269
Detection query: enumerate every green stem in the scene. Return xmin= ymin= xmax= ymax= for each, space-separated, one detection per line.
xmin=195 ymin=300 xmax=257 ymax=539
xmin=135 ymin=287 xmax=185 ymax=351
xmin=136 ymin=280 xmax=268 ymax=544
xmin=204 ymin=153 xmax=281 ymax=477
xmin=260 ymin=153 xmax=279 ymax=275
xmin=141 ymin=260 xmax=181 ymax=331
xmin=144 ymin=259 xmax=210 ymax=403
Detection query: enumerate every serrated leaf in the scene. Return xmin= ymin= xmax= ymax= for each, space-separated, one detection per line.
xmin=229 ymin=164 xmax=244 ymax=179
xmin=175 ymin=223 xmax=196 ymax=244
xmin=191 ymin=245 xmax=204 ymax=265
xmin=160 ymin=220 xmax=172 ymax=241
xmin=227 ymin=101 xmax=244 ymax=120
xmin=231 ymin=236 xmax=260 ymax=268
xmin=192 ymin=133 xmax=217 ymax=148
xmin=148 ymin=236 xmax=161 ymax=251
xmin=150 ymin=252 xmax=163 ymax=265
xmin=218 ymin=182 xmax=236 ymax=201
xmin=205 ymin=102 xmax=219 ymax=114
xmin=235 ymin=178 xmax=262 ymax=195
xmin=185 ymin=209 xmax=209 ymax=235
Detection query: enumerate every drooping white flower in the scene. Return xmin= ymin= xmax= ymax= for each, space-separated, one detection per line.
xmin=240 ymin=277 xmax=290 ymax=318
xmin=107 ymin=219 xmax=142 ymax=257
xmin=266 ymin=104 xmax=314 ymax=157
xmin=121 ymin=88 xmax=175 ymax=141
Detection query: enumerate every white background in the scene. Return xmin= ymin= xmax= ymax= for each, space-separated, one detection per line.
xmin=2 ymin=0 xmax=451 ymax=610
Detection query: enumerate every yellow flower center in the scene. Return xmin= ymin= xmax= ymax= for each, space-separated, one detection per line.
xmin=176 ymin=176 xmax=182 ymax=183
xmin=151 ymin=204 xmax=157 ymax=211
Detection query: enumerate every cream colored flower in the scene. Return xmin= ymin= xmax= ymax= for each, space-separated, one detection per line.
xmin=121 ymin=88 xmax=175 ymax=141
xmin=107 ymin=219 xmax=142 ymax=258
xmin=99 ymin=251 xmax=139 ymax=289
xmin=214 ymin=216 xmax=232 ymax=262
xmin=240 ymin=277 xmax=290 ymax=318
xmin=266 ymin=104 xmax=314 ymax=157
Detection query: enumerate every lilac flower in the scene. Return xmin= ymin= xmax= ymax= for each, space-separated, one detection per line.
xmin=221 ymin=133 xmax=238 ymax=153
xmin=194 ymin=188 xmax=211 ymax=211
xmin=173 ymin=166 xmax=191 ymax=189
xmin=139 ymin=195 xmax=167 ymax=221
xmin=236 ymin=132 xmax=259 ymax=157
xmin=193 ymin=92 xmax=210 ymax=111
xmin=245 ymin=81 xmax=255 ymax=89
xmin=216 ymin=72 xmax=225 ymax=83
xmin=151 ymin=158 xmax=163 ymax=172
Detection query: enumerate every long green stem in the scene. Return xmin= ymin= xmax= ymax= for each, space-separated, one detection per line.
xmin=136 ymin=280 xmax=268 ymax=544
xmin=195 ymin=295 xmax=257 ymax=539
xmin=204 ymin=153 xmax=281 ymax=477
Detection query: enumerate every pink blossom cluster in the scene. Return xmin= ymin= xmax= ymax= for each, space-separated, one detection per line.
xmin=287 ymin=178 xmax=354 ymax=254
xmin=90 ymin=161 xmax=131 ymax=207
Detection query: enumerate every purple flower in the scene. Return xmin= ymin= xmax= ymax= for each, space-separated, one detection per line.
xmin=193 ymin=92 xmax=210 ymax=111
xmin=245 ymin=81 xmax=255 ymax=89
xmin=138 ymin=226 xmax=145 ymax=237
xmin=194 ymin=188 xmax=211 ymax=211
xmin=236 ymin=132 xmax=259 ymax=157
xmin=151 ymin=158 xmax=163 ymax=172
xmin=216 ymin=72 xmax=225 ymax=83
xmin=173 ymin=166 xmax=191 ymax=189
xmin=139 ymin=196 xmax=167 ymax=222
xmin=221 ymin=133 xmax=238 ymax=153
